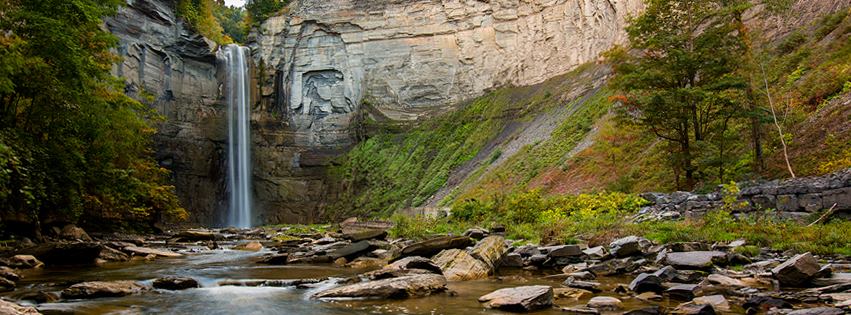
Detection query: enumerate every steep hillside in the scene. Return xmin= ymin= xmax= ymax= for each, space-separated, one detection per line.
xmin=329 ymin=1 xmax=851 ymax=218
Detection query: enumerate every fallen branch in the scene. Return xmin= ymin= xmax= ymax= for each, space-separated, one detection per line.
xmin=808 ymin=203 xmax=838 ymax=227
xmin=760 ymin=62 xmax=796 ymax=178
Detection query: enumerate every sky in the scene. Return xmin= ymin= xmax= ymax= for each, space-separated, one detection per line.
xmin=224 ymin=0 xmax=246 ymax=7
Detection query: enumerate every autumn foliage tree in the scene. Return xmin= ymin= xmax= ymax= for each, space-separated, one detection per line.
xmin=608 ymin=0 xmax=750 ymax=189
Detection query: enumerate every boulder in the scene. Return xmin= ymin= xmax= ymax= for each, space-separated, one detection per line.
xmin=432 ymin=249 xmax=490 ymax=281
xmin=469 ymin=236 xmax=507 ymax=269
xmin=706 ymin=274 xmax=746 ymax=288
xmin=98 ymin=246 xmax=130 ymax=262
xmin=21 ymin=242 xmax=103 ymax=265
xmin=587 ymin=296 xmax=623 ymax=311
xmin=233 ymin=241 xmax=263 ymax=251
xmin=152 ymin=277 xmax=200 ymax=290
xmin=542 ymin=245 xmax=582 ymax=258
xmin=563 ymin=277 xmax=602 ymax=293
xmin=346 ymin=257 xmax=386 ymax=269
xmin=0 ymin=299 xmax=40 ymax=315
xmin=313 ymin=274 xmax=446 ymax=299
xmin=587 ymin=258 xmax=638 ymax=276
xmin=478 ymin=285 xmax=553 ymax=312
xmin=343 ymin=229 xmax=387 ymax=242
xmin=772 ymin=252 xmax=821 ymax=286
xmin=0 ymin=277 xmax=14 ymax=292
xmin=664 ymin=251 xmax=727 ymax=269
xmin=385 ymin=256 xmax=442 ymax=274
xmin=609 ymin=236 xmax=650 ymax=257
xmin=561 ymin=307 xmax=600 ymax=314
xmin=59 ymin=224 xmax=92 ymax=241
xmin=653 ymin=265 xmax=679 ymax=281
xmin=628 ymin=273 xmax=664 ymax=293
xmin=582 ymin=246 xmax=608 ymax=259
xmin=18 ymin=291 xmax=59 ymax=304
xmin=123 ymin=246 xmax=182 ymax=258
xmin=258 ymin=253 xmax=289 ymax=265
xmin=61 ymin=280 xmax=148 ymax=299
xmin=329 ymin=241 xmax=372 ymax=259
xmin=463 ymin=228 xmax=488 ymax=240
xmin=666 ymin=284 xmax=700 ymax=300
xmin=500 ymin=253 xmax=524 ymax=268
xmin=400 ymin=236 xmax=474 ymax=258
xmin=743 ymin=295 xmax=793 ymax=313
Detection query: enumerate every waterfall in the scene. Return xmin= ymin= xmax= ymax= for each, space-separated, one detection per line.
xmin=223 ymin=45 xmax=253 ymax=228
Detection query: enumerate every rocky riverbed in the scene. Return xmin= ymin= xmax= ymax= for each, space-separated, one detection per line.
xmin=0 ymin=222 xmax=849 ymax=314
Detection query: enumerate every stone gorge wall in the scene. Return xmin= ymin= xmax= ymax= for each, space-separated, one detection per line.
xmin=106 ymin=0 xmax=229 ymax=225
xmin=247 ymin=0 xmax=644 ymax=223
xmin=637 ymin=168 xmax=851 ymax=222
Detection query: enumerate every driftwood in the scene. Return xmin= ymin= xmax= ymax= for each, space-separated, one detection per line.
xmin=808 ymin=203 xmax=838 ymax=227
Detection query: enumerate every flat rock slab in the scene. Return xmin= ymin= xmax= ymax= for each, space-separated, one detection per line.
xmin=313 ymin=274 xmax=446 ymax=299
xmin=385 ymin=256 xmax=442 ymax=274
xmin=469 ymin=236 xmax=507 ymax=269
xmin=587 ymin=296 xmax=623 ymax=311
xmin=478 ymin=285 xmax=553 ymax=312
xmin=786 ymin=307 xmax=845 ymax=315
xmin=329 ymin=241 xmax=371 ymax=259
xmin=664 ymin=251 xmax=727 ymax=269
xmin=61 ymin=280 xmax=148 ymax=299
xmin=174 ymin=230 xmax=220 ymax=241
xmin=123 ymin=246 xmax=182 ymax=257
xmin=401 ymin=236 xmax=474 ymax=257
xmin=153 ymin=277 xmax=199 ymax=290
xmin=343 ymin=229 xmax=387 ymax=242
xmin=432 ymin=249 xmax=490 ymax=281
xmin=0 ymin=299 xmax=40 ymax=314
xmin=20 ymin=243 xmax=104 ymax=265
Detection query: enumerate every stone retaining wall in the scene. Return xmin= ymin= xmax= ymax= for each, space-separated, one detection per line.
xmin=637 ymin=168 xmax=851 ymax=221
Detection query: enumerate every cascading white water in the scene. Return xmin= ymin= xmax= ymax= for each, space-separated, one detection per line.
xmin=223 ymin=44 xmax=253 ymax=228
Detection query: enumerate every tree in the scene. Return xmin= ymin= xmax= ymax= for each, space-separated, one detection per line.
xmin=0 ymin=0 xmax=186 ymax=236
xmin=609 ymin=0 xmax=748 ymax=189
xmin=245 ymin=0 xmax=287 ymax=26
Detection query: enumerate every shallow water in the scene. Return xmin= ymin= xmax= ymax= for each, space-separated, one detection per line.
xmin=3 ymin=248 xmax=684 ymax=314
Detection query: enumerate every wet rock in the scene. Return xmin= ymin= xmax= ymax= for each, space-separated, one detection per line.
xmin=671 ymin=302 xmax=715 ymax=315
xmin=233 ymin=241 xmax=263 ymax=251
xmin=432 ymin=249 xmax=490 ymax=281
xmin=346 ymin=257 xmax=386 ymax=269
xmin=664 ymin=251 xmax=727 ymax=269
xmin=386 ymin=256 xmax=442 ymax=274
xmin=629 ymin=273 xmax=664 ymax=293
xmin=153 ymin=277 xmax=199 ymax=290
xmin=587 ymin=296 xmax=623 ymax=311
xmin=177 ymin=230 xmax=221 ymax=242
xmin=478 ymin=285 xmax=553 ymax=312
xmin=0 ymin=277 xmax=14 ymax=292
xmin=563 ymin=277 xmax=602 ymax=293
xmin=19 ymin=290 xmax=59 ymax=304
xmin=772 ymin=252 xmax=821 ymax=287
xmin=219 ymin=278 xmax=327 ymax=288
xmin=582 ymin=246 xmax=608 ymax=259
xmin=0 ymin=299 xmax=40 ymax=314
xmin=123 ymin=246 xmax=182 ymax=258
xmin=542 ymin=245 xmax=582 ymax=258
xmin=98 ymin=246 xmax=130 ymax=262
xmin=610 ymin=236 xmax=650 ymax=257
xmin=786 ymin=307 xmax=844 ymax=315
xmin=469 ymin=236 xmax=507 ymax=269
xmin=553 ymin=287 xmax=593 ymax=300
xmin=561 ymin=306 xmax=600 ymax=314
xmin=500 ymin=253 xmax=524 ymax=268
xmin=400 ymin=236 xmax=474 ymax=258
xmin=624 ymin=306 xmax=664 ymax=315
xmin=61 ymin=280 xmax=148 ymax=299
xmin=313 ymin=274 xmax=446 ymax=299
xmin=666 ymin=284 xmax=700 ymax=300
xmin=463 ymin=228 xmax=488 ymax=240
xmin=60 ymin=224 xmax=92 ymax=241
xmin=636 ymin=292 xmax=663 ymax=302
xmin=258 ymin=253 xmax=288 ymax=265
xmin=743 ymin=295 xmax=793 ymax=313
xmin=1 ymin=255 xmax=43 ymax=269
xmin=343 ymin=229 xmax=387 ymax=242
xmin=693 ymin=295 xmax=730 ymax=312
xmin=365 ymin=268 xmax=435 ymax=280
xmin=22 ymin=242 xmax=104 ymax=266
xmin=0 ymin=267 xmax=20 ymax=282
xmin=668 ymin=242 xmax=709 ymax=252
xmin=329 ymin=240 xmax=372 ymax=259
xmin=567 ymin=271 xmax=596 ymax=280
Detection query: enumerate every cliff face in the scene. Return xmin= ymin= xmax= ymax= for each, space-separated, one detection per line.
xmin=106 ymin=0 xmax=229 ymax=225
xmin=247 ymin=0 xmax=644 ymax=222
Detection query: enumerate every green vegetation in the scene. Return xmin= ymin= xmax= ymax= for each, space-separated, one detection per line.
xmin=389 ymin=190 xmax=851 ymax=255
xmin=177 ymin=0 xmax=230 ymax=44
xmin=0 ymin=0 xmax=185 ymax=235
xmin=246 ymin=0 xmax=289 ymax=27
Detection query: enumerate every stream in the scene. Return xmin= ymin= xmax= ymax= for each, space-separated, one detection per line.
xmin=1 ymin=245 xmax=684 ymax=314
